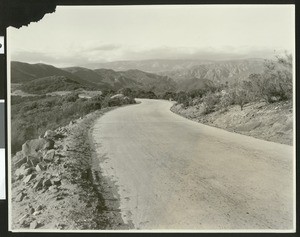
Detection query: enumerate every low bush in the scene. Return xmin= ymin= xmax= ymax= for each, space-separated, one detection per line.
xmin=11 ymin=93 xmax=135 ymax=154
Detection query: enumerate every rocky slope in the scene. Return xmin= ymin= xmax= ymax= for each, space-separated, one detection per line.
xmin=11 ymin=108 xmax=130 ymax=230
xmin=171 ymin=100 xmax=293 ymax=146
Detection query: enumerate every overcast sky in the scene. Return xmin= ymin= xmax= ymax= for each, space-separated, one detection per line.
xmin=8 ymin=5 xmax=295 ymax=67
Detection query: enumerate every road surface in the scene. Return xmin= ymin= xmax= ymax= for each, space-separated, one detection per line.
xmin=92 ymin=99 xmax=294 ymax=230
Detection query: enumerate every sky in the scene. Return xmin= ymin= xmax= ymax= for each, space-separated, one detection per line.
xmin=8 ymin=5 xmax=295 ymax=67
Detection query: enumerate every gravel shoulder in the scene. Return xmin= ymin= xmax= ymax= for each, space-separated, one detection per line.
xmin=10 ymin=107 xmax=129 ymax=230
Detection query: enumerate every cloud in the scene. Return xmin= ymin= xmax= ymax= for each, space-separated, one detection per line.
xmin=91 ymin=44 xmax=121 ymax=51
xmin=11 ymin=45 xmax=287 ymax=68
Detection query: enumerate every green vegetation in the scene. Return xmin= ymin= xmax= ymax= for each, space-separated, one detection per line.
xmin=11 ymin=92 xmax=135 ymax=154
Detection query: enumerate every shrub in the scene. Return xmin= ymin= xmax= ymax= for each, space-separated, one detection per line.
xmin=202 ymin=92 xmax=221 ymax=114
xmin=248 ymin=53 xmax=293 ymax=103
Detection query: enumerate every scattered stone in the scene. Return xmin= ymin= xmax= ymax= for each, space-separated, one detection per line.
xmin=29 ymin=207 xmax=35 ymax=214
xmin=27 ymin=156 xmax=41 ymax=167
xmin=15 ymin=166 xmax=27 ymax=177
xmin=33 ymin=178 xmax=44 ymax=190
xmin=35 ymin=164 xmax=45 ymax=172
xmin=44 ymin=130 xmax=57 ymax=139
xmin=56 ymin=223 xmax=66 ymax=229
xmin=18 ymin=214 xmax=29 ymax=222
xmin=36 ymin=205 xmax=43 ymax=211
xmin=43 ymin=179 xmax=52 ymax=188
xmin=43 ymin=139 xmax=55 ymax=150
xmin=22 ymin=138 xmax=48 ymax=157
xmin=33 ymin=211 xmax=42 ymax=216
xmin=51 ymin=178 xmax=61 ymax=186
xmin=24 ymin=168 xmax=35 ymax=176
xmin=29 ymin=220 xmax=38 ymax=229
xmin=44 ymin=150 xmax=55 ymax=162
xmin=54 ymin=157 xmax=60 ymax=163
xmin=14 ymin=157 xmax=28 ymax=169
xmin=23 ymin=174 xmax=36 ymax=184
xmin=15 ymin=192 xmax=26 ymax=202
xmin=48 ymin=185 xmax=58 ymax=193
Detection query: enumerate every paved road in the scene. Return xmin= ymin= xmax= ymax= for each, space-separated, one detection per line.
xmin=92 ymin=99 xmax=294 ymax=230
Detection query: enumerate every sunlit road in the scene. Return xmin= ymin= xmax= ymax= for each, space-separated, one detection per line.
xmin=92 ymin=99 xmax=294 ymax=230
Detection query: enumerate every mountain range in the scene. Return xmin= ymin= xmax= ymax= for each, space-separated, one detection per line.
xmin=11 ymin=58 xmax=265 ymax=94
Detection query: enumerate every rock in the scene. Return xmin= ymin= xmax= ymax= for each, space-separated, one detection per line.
xmin=23 ymin=174 xmax=36 ymax=184
xmin=15 ymin=166 xmax=27 ymax=177
xmin=27 ymin=156 xmax=41 ymax=167
xmin=44 ymin=130 xmax=57 ymax=139
xmin=56 ymin=223 xmax=66 ymax=229
xmin=33 ymin=178 xmax=43 ymax=190
xmin=24 ymin=168 xmax=34 ymax=176
xmin=33 ymin=211 xmax=42 ymax=216
xmin=22 ymin=138 xmax=48 ymax=157
xmin=15 ymin=192 xmax=26 ymax=202
xmin=14 ymin=157 xmax=27 ymax=169
xmin=29 ymin=207 xmax=35 ymax=214
xmin=15 ymin=174 xmax=24 ymax=181
xmin=54 ymin=157 xmax=60 ymax=164
xmin=35 ymin=164 xmax=45 ymax=172
xmin=44 ymin=150 xmax=55 ymax=162
xmin=43 ymin=179 xmax=52 ymax=188
xmin=18 ymin=214 xmax=29 ymax=221
xmin=36 ymin=205 xmax=43 ymax=211
xmin=43 ymin=139 xmax=55 ymax=150
xmin=48 ymin=185 xmax=58 ymax=193
xmin=29 ymin=220 xmax=38 ymax=229
xmin=51 ymin=178 xmax=61 ymax=186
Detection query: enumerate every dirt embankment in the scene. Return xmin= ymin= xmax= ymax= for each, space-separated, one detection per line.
xmin=11 ymin=108 xmax=130 ymax=230
xmin=171 ymin=101 xmax=293 ymax=146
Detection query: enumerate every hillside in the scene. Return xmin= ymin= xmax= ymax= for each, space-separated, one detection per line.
xmin=20 ymin=76 xmax=89 ymax=94
xmin=11 ymin=59 xmax=266 ymax=95
xmin=64 ymin=67 xmax=177 ymax=95
xmin=83 ymin=59 xmax=214 ymax=72
xmin=81 ymin=59 xmax=266 ymax=92
xmin=11 ymin=62 xmax=93 ymax=86
xmin=161 ymin=59 xmax=265 ymax=85
xmin=12 ymin=62 xmax=177 ymax=95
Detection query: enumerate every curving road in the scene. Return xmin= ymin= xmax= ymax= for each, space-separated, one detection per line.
xmin=92 ymin=99 xmax=294 ymax=230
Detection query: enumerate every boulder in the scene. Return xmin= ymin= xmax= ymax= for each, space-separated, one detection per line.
xmin=22 ymin=138 xmax=48 ymax=157
xmin=44 ymin=130 xmax=57 ymax=139
xmin=23 ymin=174 xmax=36 ymax=184
xmin=44 ymin=150 xmax=55 ymax=162
xmin=43 ymin=139 xmax=55 ymax=150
